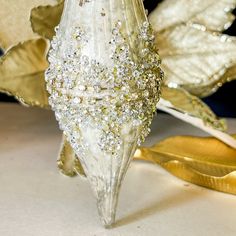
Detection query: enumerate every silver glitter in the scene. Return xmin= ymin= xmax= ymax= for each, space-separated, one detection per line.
xmin=45 ymin=21 xmax=163 ymax=156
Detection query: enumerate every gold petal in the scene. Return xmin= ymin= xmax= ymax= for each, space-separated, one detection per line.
xmin=57 ymin=135 xmax=85 ymax=177
xmin=134 ymin=135 xmax=236 ymax=195
xmin=158 ymin=87 xmax=236 ymax=148
xmin=155 ymin=25 xmax=236 ymax=97
xmin=30 ymin=1 xmax=64 ymax=39
xmin=0 ymin=38 xmax=49 ymax=108
xmin=149 ymin=0 xmax=236 ymax=97
xmin=160 ymin=86 xmax=226 ymax=131
xmin=149 ymin=0 xmax=236 ymax=33
xmin=0 ymin=0 xmax=56 ymax=50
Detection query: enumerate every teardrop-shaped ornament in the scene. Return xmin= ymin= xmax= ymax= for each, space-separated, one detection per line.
xmin=45 ymin=0 xmax=163 ymax=227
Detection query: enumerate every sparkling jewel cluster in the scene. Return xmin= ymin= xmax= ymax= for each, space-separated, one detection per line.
xmin=45 ymin=21 xmax=163 ymax=157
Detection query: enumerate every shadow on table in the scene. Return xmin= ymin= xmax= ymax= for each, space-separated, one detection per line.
xmin=114 ymin=187 xmax=204 ymax=227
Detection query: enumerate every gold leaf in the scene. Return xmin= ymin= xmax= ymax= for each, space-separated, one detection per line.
xmin=31 ymin=1 xmax=64 ymax=39
xmin=0 ymin=0 xmax=56 ymax=50
xmin=160 ymin=86 xmax=226 ymax=130
xmin=149 ymin=0 xmax=236 ymax=33
xmin=0 ymin=38 xmax=49 ymax=108
xmin=149 ymin=0 xmax=236 ymax=97
xmin=57 ymin=135 xmax=85 ymax=177
xmin=134 ymin=135 xmax=236 ymax=195
xmin=158 ymin=86 xmax=236 ymax=148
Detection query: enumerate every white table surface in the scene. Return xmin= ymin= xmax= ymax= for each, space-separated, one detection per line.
xmin=0 ymin=103 xmax=236 ymax=236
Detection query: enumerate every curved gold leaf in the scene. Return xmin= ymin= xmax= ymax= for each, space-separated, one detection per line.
xmin=160 ymin=86 xmax=226 ymax=131
xmin=149 ymin=1 xmax=236 ymax=97
xmin=0 ymin=39 xmax=49 ymax=108
xmin=149 ymin=0 xmax=236 ymax=33
xmin=134 ymin=135 xmax=236 ymax=195
xmin=159 ymin=86 xmax=236 ymax=148
xmin=30 ymin=1 xmax=64 ymax=40
xmin=58 ymin=135 xmax=85 ymax=177
xmin=0 ymin=0 xmax=56 ymax=50
xmin=158 ymin=26 xmax=236 ymax=97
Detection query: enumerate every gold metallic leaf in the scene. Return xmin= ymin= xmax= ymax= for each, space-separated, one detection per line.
xmin=160 ymin=86 xmax=226 ymax=131
xmin=149 ymin=0 xmax=236 ymax=97
xmin=31 ymin=1 xmax=64 ymax=40
xmin=58 ymin=135 xmax=85 ymax=177
xmin=149 ymin=0 xmax=236 ymax=33
xmin=0 ymin=38 xmax=49 ymax=108
xmin=0 ymin=0 xmax=56 ymax=50
xmin=159 ymin=86 xmax=236 ymax=148
xmin=134 ymin=135 xmax=236 ymax=195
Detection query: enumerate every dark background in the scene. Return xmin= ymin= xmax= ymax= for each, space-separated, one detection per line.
xmin=0 ymin=0 xmax=236 ymax=117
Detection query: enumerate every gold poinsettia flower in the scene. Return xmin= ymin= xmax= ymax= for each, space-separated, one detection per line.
xmin=0 ymin=0 xmax=236 ymax=193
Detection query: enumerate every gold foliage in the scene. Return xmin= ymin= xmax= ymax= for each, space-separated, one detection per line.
xmin=58 ymin=136 xmax=85 ymax=177
xmin=31 ymin=1 xmax=64 ymax=39
xmin=0 ymin=39 xmax=49 ymax=108
xmin=134 ymin=135 xmax=236 ymax=195
xmin=149 ymin=0 xmax=236 ymax=32
xmin=0 ymin=0 xmax=56 ymax=50
xmin=160 ymin=86 xmax=226 ymax=131
xmin=149 ymin=0 xmax=236 ymax=97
